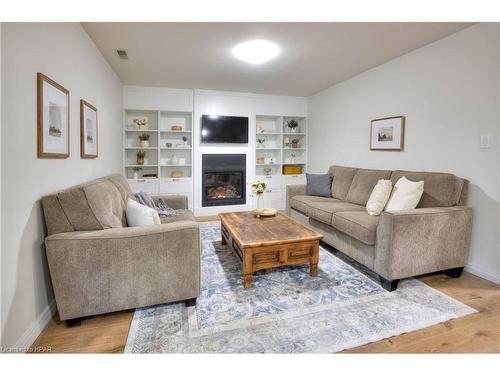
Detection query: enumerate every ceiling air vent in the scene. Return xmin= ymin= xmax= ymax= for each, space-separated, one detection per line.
xmin=116 ymin=50 xmax=128 ymax=60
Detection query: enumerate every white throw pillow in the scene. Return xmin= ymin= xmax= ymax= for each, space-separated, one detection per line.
xmin=126 ymin=198 xmax=161 ymax=227
xmin=385 ymin=176 xmax=424 ymax=212
xmin=366 ymin=179 xmax=393 ymax=216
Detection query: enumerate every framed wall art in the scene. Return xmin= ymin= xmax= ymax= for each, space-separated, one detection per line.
xmin=37 ymin=72 xmax=70 ymax=158
xmin=80 ymin=100 xmax=98 ymax=158
xmin=370 ymin=115 xmax=405 ymax=151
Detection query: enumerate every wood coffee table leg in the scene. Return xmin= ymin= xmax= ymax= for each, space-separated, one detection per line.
xmin=221 ymin=224 xmax=227 ymax=245
xmin=310 ymin=241 xmax=319 ymax=277
xmin=243 ymin=273 xmax=253 ymax=288
xmin=243 ymin=249 xmax=253 ymax=288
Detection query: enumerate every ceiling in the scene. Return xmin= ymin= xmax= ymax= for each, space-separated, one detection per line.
xmin=82 ymin=22 xmax=472 ymax=97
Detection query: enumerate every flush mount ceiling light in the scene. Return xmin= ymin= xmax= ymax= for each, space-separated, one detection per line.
xmin=231 ymin=39 xmax=280 ymax=65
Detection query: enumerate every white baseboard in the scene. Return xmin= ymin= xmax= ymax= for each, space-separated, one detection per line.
xmin=13 ymin=299 xmax=56 ymax=352
xmin=465 ymin=263 xmax=500 ymax=285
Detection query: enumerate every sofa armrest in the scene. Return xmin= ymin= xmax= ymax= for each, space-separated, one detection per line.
xmin=45 ymin=221 xmax=200 ymax=320
xmin=152 ymin=194 xmax=188 ymax=210
xmin=286 ymin=184 xmax=307 ymax=214
xmin=374 ymin=206 xmax=472 ymax=280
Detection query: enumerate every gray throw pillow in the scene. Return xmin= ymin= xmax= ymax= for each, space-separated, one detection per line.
xmin=306 ymin=173 xmax=333 ymax=197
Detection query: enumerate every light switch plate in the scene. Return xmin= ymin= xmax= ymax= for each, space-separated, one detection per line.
xmin=480 ymin=135 xmax=491 ymax=149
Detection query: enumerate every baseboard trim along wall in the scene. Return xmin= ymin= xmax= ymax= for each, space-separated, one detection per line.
xmin=466 ymin=263 xmax=500 ymax=285
xmin=12 ymin=299 xmax=56 ymax=353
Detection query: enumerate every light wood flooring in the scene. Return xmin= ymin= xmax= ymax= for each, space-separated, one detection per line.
xmin=30 ymin=216 xmax=500 ymax=353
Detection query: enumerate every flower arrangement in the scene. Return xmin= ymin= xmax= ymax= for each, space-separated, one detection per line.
xmin=138 ymin=133 xmax=150 ymax=141
xmin=133 ymin=118 xmax=148 ymax=129
xmin=251 ymin=180 xmax=267 ymax=196
xmin=291 ymin=138 xmax=300 ymax=148
xmin=257 ymin=138 xmax=266 ymax=148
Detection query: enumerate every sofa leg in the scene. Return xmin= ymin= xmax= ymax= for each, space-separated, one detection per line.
xmin=185 ymin=298 xmax=197 ymax=307
xmin=65 ymin=318 xmax=82 ymax=327
xmin=444 ymin=267 xmax=464 ymax=278
xmin=379 ymin=277 xmax=400 ymax=292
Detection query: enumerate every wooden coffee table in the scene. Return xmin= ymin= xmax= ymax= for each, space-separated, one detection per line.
xmin=219 ymin=211 xmax=323 ymax=288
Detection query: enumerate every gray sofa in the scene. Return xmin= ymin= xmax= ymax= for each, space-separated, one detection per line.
xmin=41 ymin=174 xmax=200 ymax=325
xmin=286 ymin=165 xmax=472 ymax=291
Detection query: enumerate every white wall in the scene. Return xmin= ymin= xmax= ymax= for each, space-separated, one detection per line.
xmin=307 ymin=23 xmax=500 ymax=284
xmin=1 ymin=23 xmax=123 ymax=349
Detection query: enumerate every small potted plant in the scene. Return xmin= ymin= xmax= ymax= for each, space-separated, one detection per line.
xmin=138 ymin=133 xmax=150 ymax=147
xmin=291 ymin=138 xmax=300 ymax=148
xmin=182 ymin=136 xmax=188 ymax=146
xmin=136 ymin=150 xmax=146 ymax=165
xmin=257 ymin=138 xmax=266 ymax=148
xmin=287 ymin=119 xmax=299 ymax=133
xmin=133 ymin=118 xmax=148 ymax=130
xmin=132 ymin=166 xmax=142 ymax=180
xmin=165 ymin=142 xmax=173 ymax=148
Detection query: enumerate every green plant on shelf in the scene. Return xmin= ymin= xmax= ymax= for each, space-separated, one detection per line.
xmin=136 ymin=150 xmax=146 ymax=165
xmin=287 ymin=119 xmax=299 ymax=132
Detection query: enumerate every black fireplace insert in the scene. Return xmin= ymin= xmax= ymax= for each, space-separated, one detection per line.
xmin=202 ymin=154 xmax=246 ymax=207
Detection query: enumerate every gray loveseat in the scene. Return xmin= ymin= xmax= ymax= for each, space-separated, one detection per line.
xmin=286 ymin=165 xmax=472 ymax=291
xmin=41 ymin=174 xmax=200 ymax=325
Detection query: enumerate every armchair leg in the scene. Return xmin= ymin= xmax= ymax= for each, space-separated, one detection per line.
xmin=379 ymin=276 xmax=400 ymax=292
xmin=65 ymin=318 xmax=82 ymax=327
xmin=185 ymin=298 xmax=197 ymax=307
xmin=444 ymin=267 xmax=464 ymax=278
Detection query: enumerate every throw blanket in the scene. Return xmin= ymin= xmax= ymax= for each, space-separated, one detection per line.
xmin=135 ymin=192 xmax=180 ymax=217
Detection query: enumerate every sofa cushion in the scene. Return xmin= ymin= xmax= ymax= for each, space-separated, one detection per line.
xmin=390 ymin=170 xmax=465 ymax=207
xmin=108 ymin=174 xmax=134 ymax=204
xmin=160 ymin=210 xmax=195 ymax=224
xmin=84 ymin=180 xmax=128 ymax=229
xmin=306 ymin=173 xmax=332 ymax=197
xmin=57 ymin=186 xmax=103 ymax=231
xmin=327 ymin=165 xmax=358 ymax=200
xmin=332 ymin=211 xmax=380 ymax=245
xmin=41 ymin=174 xmax=132 ymax=235
xmin=307 ymin=201 xmax=365 ymax=225
xmin=346 ymin=168 xmax=392 ymax=206
xmin=290 ymin=195 xmax=338 ymax=214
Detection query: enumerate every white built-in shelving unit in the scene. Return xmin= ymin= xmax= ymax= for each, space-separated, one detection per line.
xmin=123 ymin=109 xmax=194 ymax=208
xmin=254 ymin=115 xmax=307 ymax=210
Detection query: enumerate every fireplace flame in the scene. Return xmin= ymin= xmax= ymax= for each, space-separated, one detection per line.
xmin=207 ymin=185 xmax=240 ymax=200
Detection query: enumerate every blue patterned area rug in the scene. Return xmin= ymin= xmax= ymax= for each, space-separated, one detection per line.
xmin=125 ymin=221 xmax=475 ymax=353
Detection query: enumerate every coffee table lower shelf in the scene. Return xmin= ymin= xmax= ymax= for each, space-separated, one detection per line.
xmin=221 ymin=221 xmax=320 ymax=288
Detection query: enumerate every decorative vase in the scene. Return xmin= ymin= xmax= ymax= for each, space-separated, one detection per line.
xmin=133 ymin=171 xmax=139 ymax=179
xmin=256 ymin=194 xmax=264 ymax=212
xmin=290 ymin=127 xmax=297 ymax=134
xmin=137 ymin=158 xmax=144 ymax=165
xmin=139 ymin=140 xmax=149 ymax=147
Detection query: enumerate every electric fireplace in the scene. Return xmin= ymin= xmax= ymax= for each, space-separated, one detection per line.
xmin=202 ymin=154 xmax=246 ymax=207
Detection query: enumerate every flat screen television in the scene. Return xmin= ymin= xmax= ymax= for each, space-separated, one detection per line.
xmin=201 ymin=115 xmax=248 ymax=143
